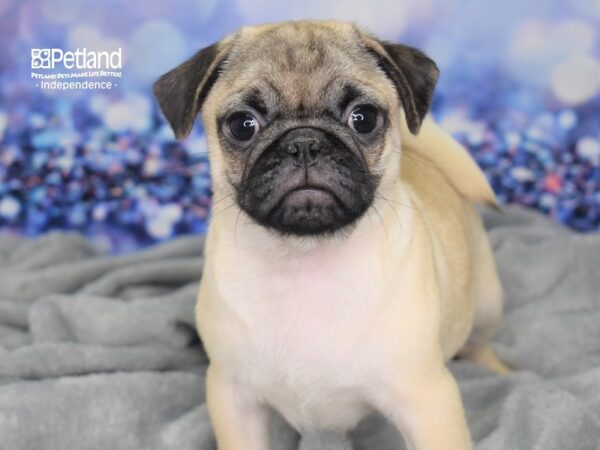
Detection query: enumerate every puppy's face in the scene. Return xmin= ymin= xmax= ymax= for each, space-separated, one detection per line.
xmin=154 ymin=21 xmax=438 ymax=236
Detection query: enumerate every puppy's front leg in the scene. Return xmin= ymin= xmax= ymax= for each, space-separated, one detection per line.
xmin=376 ymin=366 xmax=472 ymax=450
xmin=206 ymin=365 xmax=270 ymax=450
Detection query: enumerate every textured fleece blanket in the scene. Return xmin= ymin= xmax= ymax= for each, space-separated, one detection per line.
xmin=0 ymin=206 xmax=599 ymax=450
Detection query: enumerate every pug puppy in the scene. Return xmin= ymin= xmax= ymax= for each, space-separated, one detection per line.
xmin=153 ymin=20 xmax=509 ymax=450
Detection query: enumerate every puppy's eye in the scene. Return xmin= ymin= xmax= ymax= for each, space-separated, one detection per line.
xmin=227 ymin=112 xmax=260 ymax=141
xmin=348 ymin=105 xmax=378 ymax=134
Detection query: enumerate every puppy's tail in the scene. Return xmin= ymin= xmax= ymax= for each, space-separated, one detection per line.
xmin=401 ymin=116 xmax=500 ymax=210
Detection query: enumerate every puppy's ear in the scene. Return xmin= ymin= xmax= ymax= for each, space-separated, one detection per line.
xmin=153 ymin=40 xmax=232 ymax=139
xmin=361 ymin=35 xmax=439 ymax=135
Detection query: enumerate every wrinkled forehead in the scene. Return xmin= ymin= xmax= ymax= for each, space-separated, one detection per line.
xmin=215 ymin=23 xmax=396 ymax=112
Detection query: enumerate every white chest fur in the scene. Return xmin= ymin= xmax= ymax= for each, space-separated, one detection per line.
xmin=231 ymin=246 xmax=381 ymax=428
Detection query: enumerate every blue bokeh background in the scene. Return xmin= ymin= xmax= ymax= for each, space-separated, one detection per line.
xmin=0 ymin=0 xmax=599 ymax=252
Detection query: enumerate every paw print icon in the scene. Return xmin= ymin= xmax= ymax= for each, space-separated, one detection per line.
xmin=31 ymin=49 xmax=51 ymax=69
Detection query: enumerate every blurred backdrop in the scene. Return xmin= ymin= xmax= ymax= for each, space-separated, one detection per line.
xmin=0 ymin=0 xmax=599 ymax=252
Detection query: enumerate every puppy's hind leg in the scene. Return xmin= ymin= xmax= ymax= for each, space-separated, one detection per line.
xmin=459 ymin=220 xmax=512 ymax=376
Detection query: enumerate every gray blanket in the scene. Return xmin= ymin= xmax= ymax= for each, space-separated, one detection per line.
xmin=0 ymin=206 xmax=599 ymax=450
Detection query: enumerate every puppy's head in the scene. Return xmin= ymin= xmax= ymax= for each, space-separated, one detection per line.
xmin=153 ymin=21 xmax=438 ymax=236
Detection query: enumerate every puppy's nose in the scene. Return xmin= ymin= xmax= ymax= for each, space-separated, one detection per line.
xmin=281 ymin=128 xmax=325 ymax=167
xmin=286 ymin=140 xmax=321 ymax=167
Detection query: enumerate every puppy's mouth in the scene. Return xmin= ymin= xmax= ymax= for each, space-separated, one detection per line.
xmin=266 ymin=186 xmax=350 ymax=235
xmin=278 ymin=186 xmax=338 ymax=206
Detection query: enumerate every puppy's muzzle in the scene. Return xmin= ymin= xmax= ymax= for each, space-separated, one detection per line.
xmin=237 ymin=125 xmax=376 ymax=236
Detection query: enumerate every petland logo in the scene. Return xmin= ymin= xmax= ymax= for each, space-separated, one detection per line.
xmin=31 ymin=48 xmax=123 ymax=91
xmin=31 ymin=48 xmax=122 ymax=70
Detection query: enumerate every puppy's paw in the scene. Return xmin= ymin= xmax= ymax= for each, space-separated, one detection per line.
xmin=460 ymin=346 xmax=512 ymax=375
